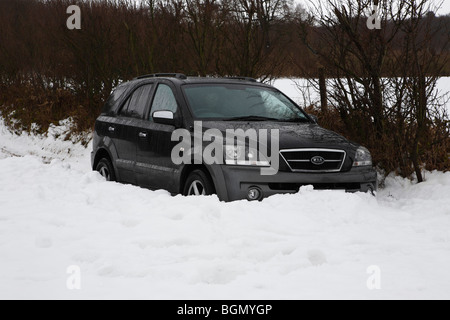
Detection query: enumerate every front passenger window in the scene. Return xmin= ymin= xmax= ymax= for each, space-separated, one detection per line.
xmin=150 ymin=84 xmax=178 ymax=121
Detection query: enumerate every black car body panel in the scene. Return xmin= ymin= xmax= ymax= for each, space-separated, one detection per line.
xmin=92 ymin=75 xmax=378 ymax=201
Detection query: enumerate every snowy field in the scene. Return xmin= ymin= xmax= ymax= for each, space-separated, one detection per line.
xmin=273 ymin=77 xmax=450 ymax=116
xmin=0 ymin=80 xmax=449 ymax=300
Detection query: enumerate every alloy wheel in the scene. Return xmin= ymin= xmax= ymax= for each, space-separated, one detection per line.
xmin=99 ymin=166 xmax=111 ymax=181
xmin=187 ymin=180 xmax=206 ymax=196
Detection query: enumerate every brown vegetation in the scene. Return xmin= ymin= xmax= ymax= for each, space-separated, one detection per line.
xmin=0 ymin=0 xmax=448 ymax=177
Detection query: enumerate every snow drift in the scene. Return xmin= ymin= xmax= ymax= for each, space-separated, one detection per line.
xmin=1 ymin=117 xmax=450 ymax=299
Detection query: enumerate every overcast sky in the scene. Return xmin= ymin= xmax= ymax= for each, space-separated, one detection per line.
xmin=432 ymin=0 xmax=450 ymax=14
xmin=296 ymin=0 xmax=450 ymax=16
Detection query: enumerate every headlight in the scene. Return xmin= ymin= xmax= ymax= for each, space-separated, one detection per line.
xmin=224 ymin=145 xmax=270 ymax=166
xmin=353 ymin=147 xmax=373 ymax=167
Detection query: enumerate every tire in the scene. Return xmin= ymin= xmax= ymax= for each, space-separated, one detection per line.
xmin=183 ymin=169 xmax=215 ymax=196
xmin=96 ymin=158 xmax=116 ymax=182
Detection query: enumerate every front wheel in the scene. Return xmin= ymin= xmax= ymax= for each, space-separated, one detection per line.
xmin=183 ymin=170 xmax=215 ymax=196
xmin=96 ymin=158 xmax=116 ymax=182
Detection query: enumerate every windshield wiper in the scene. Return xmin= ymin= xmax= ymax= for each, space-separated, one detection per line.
xmin=224 ymin=116 xmax=280 ymax=122
xmin=279 ymin=118 xmax=311 ymax=123
xmin=224 ymin=116 xmax=312 ymax=123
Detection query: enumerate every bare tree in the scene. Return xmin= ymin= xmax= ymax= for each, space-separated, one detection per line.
xmin=181 ymin=0 xmax=228 ymax=76
xmin=387 ymin=1 xmax=449 ymax=181
xmin=221 ymin=0 xmax=292 ymax=80
xmin=299 ymin=0 xmax=449 ymax=180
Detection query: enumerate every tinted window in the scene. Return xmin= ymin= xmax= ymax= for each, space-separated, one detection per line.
xmin=150 ymin=84 xmax=178 ymax=120
xmin=183 ymin=84 xmax=308 ymax=121
xmin=120 ymin=84 xmax=153 ymax=118
xmin=102 ymin=84 xmax=127 ymax=114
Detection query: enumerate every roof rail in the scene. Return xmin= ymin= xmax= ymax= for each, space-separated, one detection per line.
xmin=226 ymin=77 xmax=258 ymax=82
xmin=135 ymin=73 xmax=187 ymax=80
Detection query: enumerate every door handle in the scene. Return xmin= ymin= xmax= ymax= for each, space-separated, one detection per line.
xmin=139 ymin=132 xmax=148 ymax=138
xmin=108 ymin=126 xmax=115 ymax=133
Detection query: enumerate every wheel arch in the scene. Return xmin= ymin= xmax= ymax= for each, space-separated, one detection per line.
xmin=179 ymin=164 xmax=216 ymax=194
xmin=93 ymin=148 xmax=113 ymax=170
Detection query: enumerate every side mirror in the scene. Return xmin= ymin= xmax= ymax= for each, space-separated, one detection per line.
xmin=153 ymin=110 xmax=176 ymax=126
xmin=308 ymin=114 xmax=319 ymax=124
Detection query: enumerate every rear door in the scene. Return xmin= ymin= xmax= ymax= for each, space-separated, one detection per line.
xmin=136 ymin=82 xmax=181 ymax=192
xmin=112 ymin=83 xmax=154 ymax=184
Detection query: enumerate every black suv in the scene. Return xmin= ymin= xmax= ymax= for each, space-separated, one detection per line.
xmin=92 ymin=74 xmax=377 ymax=201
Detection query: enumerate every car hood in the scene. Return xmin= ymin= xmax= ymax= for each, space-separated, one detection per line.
xmin=200 ymin=121 xmax=358 ymax=151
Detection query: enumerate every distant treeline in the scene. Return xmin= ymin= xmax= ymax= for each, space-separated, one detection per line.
xmin=1 ymin=1 xmax=449 ymax=92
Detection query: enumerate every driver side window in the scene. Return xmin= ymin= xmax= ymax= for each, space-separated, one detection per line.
xmin=150 ymin=84 xmax=178 ymax=121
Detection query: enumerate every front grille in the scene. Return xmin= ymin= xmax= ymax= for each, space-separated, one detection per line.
xmin=280 ymin=149 xmax=346 ymax=173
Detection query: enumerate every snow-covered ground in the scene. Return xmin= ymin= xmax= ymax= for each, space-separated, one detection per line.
xmin=0 ymin=82 xmax=450 ymax=300
xmin=0 ymin=118 xmax=90 ymax=172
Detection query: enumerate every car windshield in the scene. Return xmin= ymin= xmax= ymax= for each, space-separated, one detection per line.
xmin=182 ymin=84 xmax=310 ymax=122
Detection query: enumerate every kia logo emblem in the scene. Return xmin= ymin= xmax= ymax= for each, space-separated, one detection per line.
xmin=311 ymin=156 xmax=325 ymax=165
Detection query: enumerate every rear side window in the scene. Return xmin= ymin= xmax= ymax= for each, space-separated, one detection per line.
xmin=120 ymin=84 xmax=153 ymax=118
xmin=102 ymin=85 xmax=127 ymax=114
xmin=149 ymin=84 xmax=178 ymax=121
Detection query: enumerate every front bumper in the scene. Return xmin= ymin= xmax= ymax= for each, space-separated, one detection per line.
xmin=209 ymin=165 xmax=378 ymax=202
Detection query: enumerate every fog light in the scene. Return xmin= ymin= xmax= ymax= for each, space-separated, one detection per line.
xmin=247 ymin=187 xmax=262 ymax=201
